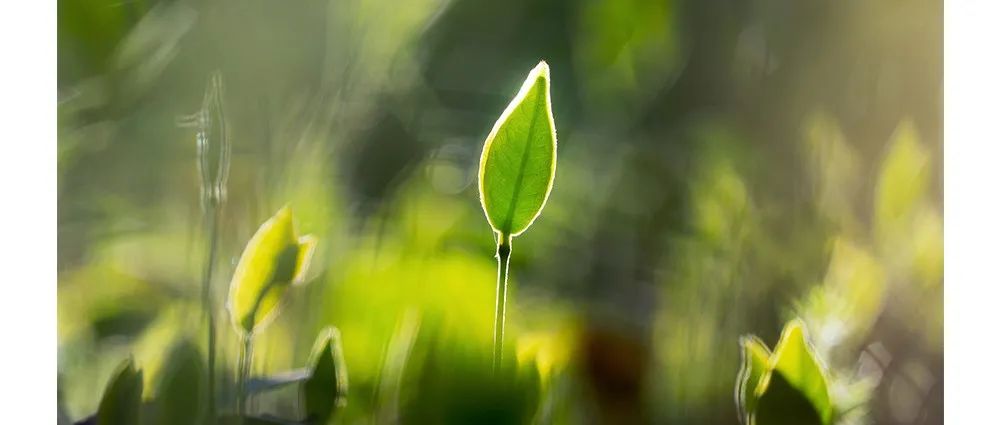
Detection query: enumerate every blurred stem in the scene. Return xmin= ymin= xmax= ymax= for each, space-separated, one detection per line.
xmin=492 ymin=233 xmax=512 ymax=373
xmin=236 ymin=333 xmax=254 ymax=421
xmin=196 ymin=71 xmax=229 ymax=424
xmin=201 ymin=203 xmax=220 ymax=423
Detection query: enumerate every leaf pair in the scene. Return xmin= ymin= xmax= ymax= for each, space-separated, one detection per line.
xmin=228 ymin=206 xmax=317 ymax=334
xmin=737 ymin=319 xmax=832 ymax=425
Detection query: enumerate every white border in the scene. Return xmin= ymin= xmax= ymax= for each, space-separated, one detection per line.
xmin=945 ymin=0 xmax=1000 ymax=422
xmin=0 ymin=0 xmax=56 ymax=421
xmin=0 ymin=0 xmax=994 ymax=421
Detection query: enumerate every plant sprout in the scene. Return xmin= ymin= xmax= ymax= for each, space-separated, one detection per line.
xmin=736 ymin=319 xmax=832 ymax=425
xmin=226 ymin=206 xmax=317 ymax=417
xmin=477 ymin=61 xmax=558 ymax=372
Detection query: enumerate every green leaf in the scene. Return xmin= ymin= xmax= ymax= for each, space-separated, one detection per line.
xmin=478 ymin=61 xmax=558 ymax=238
xmin=96 ymin=357 xmax=144 ymax=425
xmin=302 ymin=327 xmax=349 ymax=424
xmin=756 ymin=319 xmax=832 ymax=424
xmin=228 ymin=206 xmax=316 ymax=333
xmin=736 ymin=336 xmax=770 ymax=420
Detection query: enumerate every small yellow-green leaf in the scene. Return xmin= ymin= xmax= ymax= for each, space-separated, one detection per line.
xmin=736 ymin=336 xmax=770 ymax=420
xmin=228 ymin=206 xmax=315 ymax=333
xmin=302 ymin=327 xmax=349 ymax=424
xmin=478 ymin=61 xmax=558 ymax=238
xmin=96 ymin=357 xmax=144 ymax=425
xmin=757 ymin=319 xmax=832 ymax=424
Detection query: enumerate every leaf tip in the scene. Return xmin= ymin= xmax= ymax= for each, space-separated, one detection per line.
xmin=275 ymin=204 xmax=293 ymax=220
xmin=533 ymin=60 xmax=550 ymax=78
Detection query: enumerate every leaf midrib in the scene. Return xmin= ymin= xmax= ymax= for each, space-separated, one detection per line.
xmin=499 ymin=82 xmax=544 ymax=235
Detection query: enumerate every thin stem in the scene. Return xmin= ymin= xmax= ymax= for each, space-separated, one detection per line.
xmin=492 ymin=233 xmax=512 ymax=373
xmin=201 ymin=205 xmax=220 ymax=423
xmin=236 ymin=333 xmax=254 ymax=421
xmin=195 ymin=70 xmax=229 ymax=424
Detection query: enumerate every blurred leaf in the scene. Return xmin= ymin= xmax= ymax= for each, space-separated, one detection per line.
xmin=574 ymin=0 xmax=681 ymax=116
xmin=691 ymin=156 xmax=748 ymax=247
xmin=912 ymin=207 xmax=944 ymax=286
xmin=797 ymin=238 xmax=886 ymax=356
xmin=112 ymin=3 xmax=197 ymax=99
xmin=803 ymin=112 xmax=861 ymax=231
xmin=874 ymin=120 xmax=930 ymax=245
xmin=756 ymin=320 xmax=832 ymax=424
xmin=129 ymin=303 xmax=200 ymax=395
xmin=478 ymin=61 xmax=558 ymax=238
xmin=228 ymin=206 xmax=316 ymax=333
xmin=149 ymin=339 xmax=205 ymax=425
xmin=58 ymin=0 xmax=145 ymax=80
xmin=515 ymin=326 xmax=575 ymax=383
xmin=58 ymin=263 xmax=170 ymax=343
xmin=96 ymin=357 xmax=143 ymax=425
xmin=736 ymin=336 xmax=770 ymax=420
xmin=302 ymin=327 xmax=349 ymax=424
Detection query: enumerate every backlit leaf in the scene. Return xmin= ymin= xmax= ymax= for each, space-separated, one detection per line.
xmin=757 ymin=319 xmax=832 ymax=424
xmin=478 ymin=61 xmax=558 ymax=238
xmin=228 ymin=206 xmax=316 ymax=333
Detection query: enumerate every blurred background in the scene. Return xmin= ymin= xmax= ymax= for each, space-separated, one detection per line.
xmin=58 ymin=0 xmax=942 ymax=423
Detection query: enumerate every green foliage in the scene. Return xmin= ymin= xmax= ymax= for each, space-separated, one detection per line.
xmin=302 ymin=328 xmax=349 ymax=424
xmin=478 ymin=61 xmax=558 ymax=238
xmin=56 ymin=0 xmax=942 ymax=421
xmin=149 ymin=340 xmax=205 ymax=425
xmin=96 ymin=358 xmax=144 ymax=425
xmin=737 ymin=320 xmax=832 ymax=425
xmin=228 ymin=206 xmax=317 ymax=333
xmin=400 ymin=325 xmax=542 ymax=425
